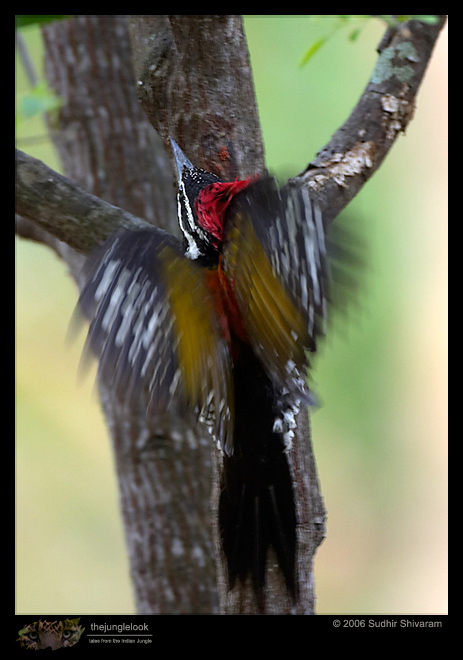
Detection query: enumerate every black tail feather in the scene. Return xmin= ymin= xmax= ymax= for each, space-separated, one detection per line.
xmin=218 ymin=341 xmax=298 ymax=608
xmin=219 ymin=430 xmax=297 ymax=607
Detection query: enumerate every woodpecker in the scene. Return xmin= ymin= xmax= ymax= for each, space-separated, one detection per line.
xmin=78 ymin=138 xmax=329 ymax=608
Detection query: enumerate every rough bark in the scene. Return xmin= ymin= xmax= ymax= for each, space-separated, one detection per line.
xmin=15 ymin=14 xmax=446 ymax=615
xmin=15 ymin=148 xmax=148 ymax=254
xmin=40 ymin=15 xmax=220 ymax=615
xmin=128 ymin=15 xmax=265 ymax=180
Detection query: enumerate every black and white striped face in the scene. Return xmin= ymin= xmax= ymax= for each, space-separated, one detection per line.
xmin=176 ymin=165 xmax=221 ymax=261
xmin=170 ymin=138 xmax=221 ymax=262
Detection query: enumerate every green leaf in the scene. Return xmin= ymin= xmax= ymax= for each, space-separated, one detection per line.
xmin=409 ymin=15 xmax=439 ymax=25
xmin=299 ymin=36 xmax=329 ymax=67
xmin=299 ymin=15 xmax=373 ymax=67
xmin=378 ymin=14 xmax=440 ymax=27
xmin=16 ymin=82 xmax=62 ymax=127
xmin=15 ymin=15 xmax=70 ymax=29
xmin=348 ymin=27 xmax=363 ymax=42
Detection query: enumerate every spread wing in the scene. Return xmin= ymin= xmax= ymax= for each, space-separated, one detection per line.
xmin=77 ymin=228 xmax=234 ymax=455
xmin=221 ymin=177 xmax=328 ymax=403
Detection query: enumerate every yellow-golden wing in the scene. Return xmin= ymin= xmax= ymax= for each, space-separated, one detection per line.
xmin=77 ymin=228 xmax=234 ymax=454
xmin=221 ymin=177 xmax=328 ymax=403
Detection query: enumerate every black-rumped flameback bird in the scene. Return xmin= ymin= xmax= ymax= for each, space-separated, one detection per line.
xmin=77 ymin=138 xmax=330 ymax=607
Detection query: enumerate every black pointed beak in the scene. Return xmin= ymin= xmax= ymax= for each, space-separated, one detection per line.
xmin=170 ymin=138 xmax=194 ymax=182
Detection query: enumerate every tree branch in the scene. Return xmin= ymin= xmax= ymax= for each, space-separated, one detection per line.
xmin=15 ymin=148 xmax=149 ymax=254
xmin=290 ymin=16 xmax=447 ymax=224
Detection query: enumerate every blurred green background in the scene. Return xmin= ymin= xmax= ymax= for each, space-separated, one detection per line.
xmin=16 ymin=16 xmax=447 ymax=614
